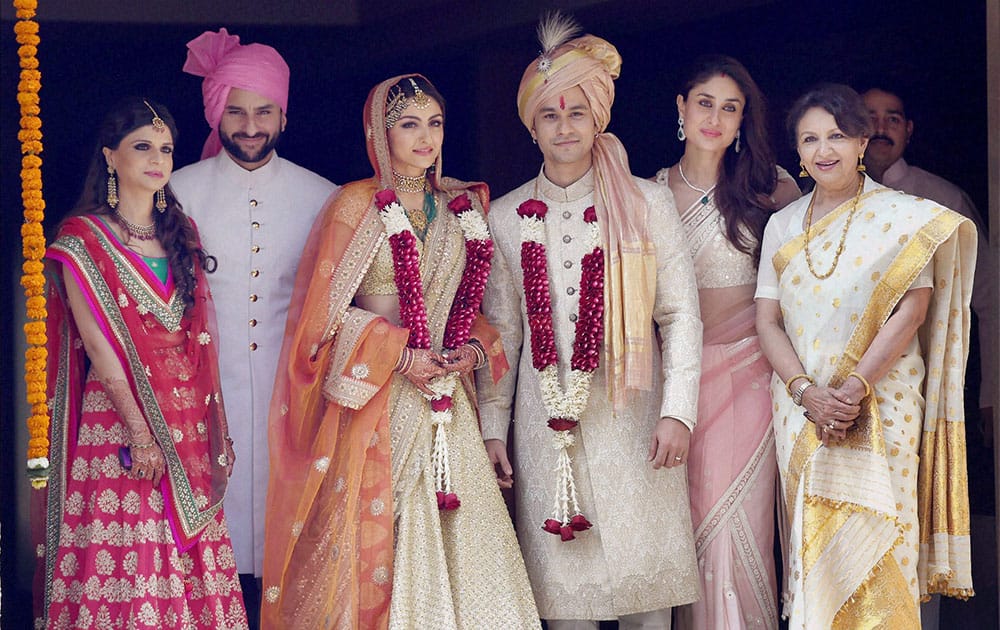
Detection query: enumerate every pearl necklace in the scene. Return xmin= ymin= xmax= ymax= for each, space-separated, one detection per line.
xmin=113 ymin=209 xmax=156 ymax=241
xmin=677 ymin=161 xmax=717 ymax=205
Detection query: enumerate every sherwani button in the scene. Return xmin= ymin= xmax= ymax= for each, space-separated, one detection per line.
xmin=567 ymin=287 xmax=576 ymax=295
xmin=563 ymin=235 xmax=572 ymax=243
xmin=564 ymin=260 xmax=573 ymax=269
xmin=251 ymin=245 xmax=260 ymax=253
xmin=250 ymin=199 xmax=258 ymax=207
xmin=249 ymin=294 xmax=258 ymax=302
xmin=563 ymin=211 xmax=572 ymax=219
xmin=252 ymin=221 xmax=260 ymax=229
xmin=249 ymin=319 xmax=257 ymax=327
xmin=249 ymin=342 xmax=258 ymax=351
xmin=569 ymin=313 xmax=578 ymax=322
xmin=251 ymin=269 xmax=260 ymax=277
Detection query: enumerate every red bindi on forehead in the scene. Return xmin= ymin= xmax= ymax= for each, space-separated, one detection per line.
xmin=559 ymin=95 xmax=566 ymax=110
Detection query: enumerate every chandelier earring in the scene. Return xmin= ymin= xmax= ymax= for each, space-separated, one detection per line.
xmin=677 ymin=116 xmax=686 ymax=142
xmin=155 ymin=188 xmax=167 ymax=213
xmin=106 ymin=164 xmax=119 ymax=209
xmin=798 ymin=162 xmax=809 ymax=178
xmin=734 ymin=129 xmax=741 ymax=153
xmin=857 ymin=154 xmax=866 ymax=172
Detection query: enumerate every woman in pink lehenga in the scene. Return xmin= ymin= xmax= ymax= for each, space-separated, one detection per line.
xmin=654 ymin=56 xmax=800 ymax=629
xmin=37 ymin=98 xmax=247 ymax=629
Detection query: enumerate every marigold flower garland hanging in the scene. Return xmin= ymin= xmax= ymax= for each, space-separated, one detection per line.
xmin=15 ymin=0 xmax=50 ymax=488
xmin=375 ymin=189 xmax=493 ymax=510
xmin=517 ymin=200 xmax=603 ymax=541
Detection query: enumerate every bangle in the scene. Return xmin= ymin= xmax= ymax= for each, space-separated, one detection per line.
xmin=792 ymin=381 xmax=814 ymax=406
xmin=467 ymin=340 xmax=488 ymax=370
xmin=784 ymin=373 xmax=814 ymax=396
xmin=395 ymin=347 xmax=414 ymax=375
xmin=848 ymin=371 xmax=872 ymax=398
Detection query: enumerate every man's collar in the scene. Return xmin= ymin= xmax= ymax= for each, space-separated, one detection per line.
xmin=536 ymin=165 xmax=594 ymax=203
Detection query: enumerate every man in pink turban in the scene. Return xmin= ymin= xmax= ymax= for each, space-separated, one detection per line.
xmin=170 ymin=28 xmax=337 ymax=628
xmin=478 ymin=13 xmax=702 ymax=628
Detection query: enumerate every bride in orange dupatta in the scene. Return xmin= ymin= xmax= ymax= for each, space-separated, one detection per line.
xmin=260 ymin=74 xmax=539 ymax=629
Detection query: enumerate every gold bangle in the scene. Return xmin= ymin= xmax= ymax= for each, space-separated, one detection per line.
xmin=785 ymin=373 xmax=814 ymax=396
xmin=848 ymin=371 xmax=872 ymax=398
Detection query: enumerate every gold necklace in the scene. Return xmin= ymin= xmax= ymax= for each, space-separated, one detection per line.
xmin=113 ymin=209 xmax=157 ymax=241
xmin=803 ymin=176 xmax=864 ymax=280
xmin=392 ymin=169 xmax=428 ymax=194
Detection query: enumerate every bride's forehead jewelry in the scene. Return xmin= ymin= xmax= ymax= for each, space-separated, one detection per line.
xmin=409 ymin=78 xmax=431 ymax=109
xmin=142 ymin=100 xmax=166 ymax=132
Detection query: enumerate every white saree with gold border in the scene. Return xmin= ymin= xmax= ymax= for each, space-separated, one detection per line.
xmin=769 ymin=184 xmax=975 ymax=628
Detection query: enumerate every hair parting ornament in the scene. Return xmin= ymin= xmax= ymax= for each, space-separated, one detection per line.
xmin=142 ymin=99 xmax=166 ymax=132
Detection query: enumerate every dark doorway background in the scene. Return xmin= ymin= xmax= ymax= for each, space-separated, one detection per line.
xmin=1 ymin=0 xmax=991 ymax=626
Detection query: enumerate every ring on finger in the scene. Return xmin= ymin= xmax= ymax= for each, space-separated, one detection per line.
xmin=674 ymin=456 xmax=682 ymax=462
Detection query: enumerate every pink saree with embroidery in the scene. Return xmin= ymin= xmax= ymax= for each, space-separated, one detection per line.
xmin=36 ymin=215 xmax=247 ymax=629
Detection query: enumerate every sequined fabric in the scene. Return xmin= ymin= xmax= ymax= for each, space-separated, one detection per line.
xmin=480 ymin=170 xmax=701 ymax=619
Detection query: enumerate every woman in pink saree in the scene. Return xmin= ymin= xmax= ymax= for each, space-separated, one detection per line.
xmin=37 ymin=98 xmax=247 ymax=629
xmin=654 ymin=56 xmax=800 ymax=629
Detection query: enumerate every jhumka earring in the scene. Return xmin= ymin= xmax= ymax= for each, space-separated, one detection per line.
xmin=857 ymin=154 xmax=866 ymax=172
xmin=734 ymin=129 xmax=741 ymax=153
xmin=155 ymin=188 xmax=167 ymax=213
xmin=798 ymin=162 xmax=809 ymax=178
xmin=677 ymin=116 xmax=686 ymax=141
xmin=106 ymin=165 xmax=119 ymax=208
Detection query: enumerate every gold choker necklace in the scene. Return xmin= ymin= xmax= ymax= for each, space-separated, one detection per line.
xmin=114 ymin=209 xmax=157 ymax=241
xmin=392 ymin=169 xmax=429 ymax=194
xmin=803 ymin=176 xmax=864 ymax=280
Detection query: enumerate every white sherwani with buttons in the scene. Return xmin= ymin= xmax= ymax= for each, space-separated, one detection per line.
xmin=171 ymin=151 xmax=336 ymax=575
xmin=478 ymin=168 xmax=702 ymax=620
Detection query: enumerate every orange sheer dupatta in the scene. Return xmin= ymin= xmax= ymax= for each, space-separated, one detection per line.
xmin=261 ymin=181 xmax=407 ymax=629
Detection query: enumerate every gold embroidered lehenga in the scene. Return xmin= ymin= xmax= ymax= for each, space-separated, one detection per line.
xmin=40 ymin=216 xmax=247 ymax=629
xmin=260 ymin=74 xmax=539 ymax=629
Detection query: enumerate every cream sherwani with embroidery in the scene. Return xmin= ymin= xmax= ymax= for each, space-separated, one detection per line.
xmin=479 ymin=168 xmax=702 ymax=620
xmin=171 ymin=151 xmax=336 ymax=575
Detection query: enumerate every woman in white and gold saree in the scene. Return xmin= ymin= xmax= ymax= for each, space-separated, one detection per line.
xmin=260 ymin=74 xmax=539 ymax=629
xmin=755 ymin=84 xmax=975 ymax=628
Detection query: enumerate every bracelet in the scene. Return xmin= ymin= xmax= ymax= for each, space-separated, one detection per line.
xmin=792 ymin=381 xmax=814 ymax=406
xmin=467 ymin=339 xmax=488 ymax=370
xmin=395 ymin=347 xmax=414 ymax=375
xmin=784 ymin=373 xmax=814 ymax=397
xmin=847 ymin=371 xmax=872 ymax=398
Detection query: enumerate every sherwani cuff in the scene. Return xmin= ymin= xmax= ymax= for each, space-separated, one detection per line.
xmin=479 ymin=405 xmax=512 ymax=443
xmin=661 ymin=413 xmax=695 ymax=432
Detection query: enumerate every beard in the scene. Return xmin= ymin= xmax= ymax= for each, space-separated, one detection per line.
xmin=219 ymin=127 xmax=282 ymax=166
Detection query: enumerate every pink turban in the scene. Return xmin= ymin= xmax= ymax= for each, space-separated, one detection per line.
xmin=183 ymin=28 xmax=290 ymax=160
xmin=517 ymin=26 xmax=657 ymax=406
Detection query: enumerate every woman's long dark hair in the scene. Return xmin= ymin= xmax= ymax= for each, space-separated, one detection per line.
xmin=679 ymin=55 xmax=779 ymax=264
xmin=67 ymin=97 xmax=208 ymax=311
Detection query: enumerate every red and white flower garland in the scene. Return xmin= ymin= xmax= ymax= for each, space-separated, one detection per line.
xmin=517 ymin=200 xmax=603 ymax=541
xmin=375 ymin=189 xmax=493 ymax=510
